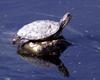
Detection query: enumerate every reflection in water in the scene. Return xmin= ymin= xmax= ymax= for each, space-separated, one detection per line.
xmin=17 ymin=36 xmax=71 ymax=77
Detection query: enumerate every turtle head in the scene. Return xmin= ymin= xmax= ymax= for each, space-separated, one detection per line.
xmin=59 ymin=12 xmax=72 ymax=28
xmin=12 ymin=35 xmax=28 ymax=45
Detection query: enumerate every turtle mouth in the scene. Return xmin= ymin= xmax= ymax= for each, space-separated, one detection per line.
xmin=66 ymin=13 xmax=72 ymax=24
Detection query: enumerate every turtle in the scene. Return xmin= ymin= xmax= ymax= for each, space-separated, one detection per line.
xmin=12 ymin=12 xmax=72 ymax=44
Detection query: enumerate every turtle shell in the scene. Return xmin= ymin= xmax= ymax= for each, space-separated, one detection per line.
xmin=17 ymin=20 xmax=60 ymax=40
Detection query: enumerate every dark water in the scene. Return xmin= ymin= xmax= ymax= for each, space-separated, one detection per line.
xmin=0 ymin=0 xmax=100 ymax=80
